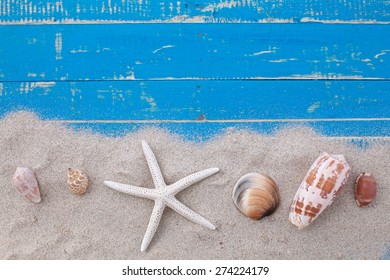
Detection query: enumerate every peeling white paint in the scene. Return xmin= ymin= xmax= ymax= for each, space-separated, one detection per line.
xmin=148 ymin=73 xmax=375 ymax=81
xmin=70 ymin=48 xmax=89 ymax=53
xmin=307 ymin=101 xmax=321 ymax=113
xmin=162 ymin=15 xmax=209 ymax=23
xmin=96 ymin=47 xmax=111 ymax=53
xmin=140 ymin=83 xmax=157 ymax=112
xmin=248 ymin=48 xmax=278 ymax=56
xmin=326 ymin=57 xmax=344 ymax=63
xmin=202 ymin=0 xmax=241 ymax=13
xmin=55 ymin=32 xmax=63 ymax=60
xmin=33 ymin=82 xmax=56 ymax=89
xmin=1 ymin=0 xmax=389 ymax=25
xmin=351 ymin=52 xmax=362 ymax=60
xmin=374 ymin=49 xmax=390 ymax=59
xmin=268 ymin=58 xmax=298 ymax=63
xmin=55 ymin=0 xmax=64 ymax=13
xmin=19 ymin=82 xmax=56 ymax=94
xmin=152 ymin=45 xmax=175 ymax=54
xmin=114 ymin=71 xmax=135 ymax=80
xmin=1 ymin=18 xmax=389 ymax=25
xmin=299 ymin=18 xmax=388 ymax=24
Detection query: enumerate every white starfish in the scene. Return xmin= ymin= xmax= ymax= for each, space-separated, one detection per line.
xmin=104 ymin=140 xmax=220 ymax=252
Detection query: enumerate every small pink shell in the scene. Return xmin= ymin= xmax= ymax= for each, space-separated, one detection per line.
xmin=12 ymin=167 xmax=41 ymax=203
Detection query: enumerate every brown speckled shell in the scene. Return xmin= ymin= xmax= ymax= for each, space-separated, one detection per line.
xmin=67 ymin=168 xmax=89 ymax=195
xmin=355 ymin=173 xmax=377 ymax=207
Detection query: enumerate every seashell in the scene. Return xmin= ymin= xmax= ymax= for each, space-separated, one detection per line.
xmin=232 ymin=173 xmax=280 ymax=220
xmin=355 ymin=173 xmax=377 ymax=207
xmin=12 ymin=167 xmax=41 ymax=203
xmin=289 ymin=152 xmax=351 ymax=229
xmin=67 ymin=168 xmax=89 ymax=195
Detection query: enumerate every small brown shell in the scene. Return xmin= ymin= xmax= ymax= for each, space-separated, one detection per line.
xmin=12 ymin=167 xmax=41 ymax=203
xmin=67 ymin=168 xmax=89 ymax=195
xmin=355 ymin=173 xmax=377 ymax=207
xmin=232 ymin=173 xmax=280 ymax=220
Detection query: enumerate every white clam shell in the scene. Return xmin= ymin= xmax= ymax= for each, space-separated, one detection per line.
xmin=12 ymin=167 xmax=41 ymax=203
xmin=232 ymin=173 xmax=280 ymax=220
xmin=289 ymin=152 xmax=351 ymax=229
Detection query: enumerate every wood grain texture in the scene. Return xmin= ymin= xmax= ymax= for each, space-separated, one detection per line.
xmin=1 ymin=81 xmax=389 ymax=121
xmin=0 ymin=2 xmax=389 ymax=138
xmin=1 ymin=24 xmax=389 ymax=82
xmin=0 ymin=0 xmax=389 ymax=24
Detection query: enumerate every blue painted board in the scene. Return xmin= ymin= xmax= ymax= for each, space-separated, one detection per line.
xmin=1 ymin=81 xmax=389 ymax=121
xmin=0 ymin=0 xmax=389 ymax=24
xmin=1 ymin=24 xmax=389 ymax=82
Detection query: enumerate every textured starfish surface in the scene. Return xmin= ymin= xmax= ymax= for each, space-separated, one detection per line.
xmin=104 ymin=140 xmax=220 ymax=252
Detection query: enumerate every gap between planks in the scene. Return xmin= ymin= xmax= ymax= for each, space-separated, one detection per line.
xmin=1 ymin=20 xmax=390 ymax=26
xmin=48 ymin=118 xmax=390 ymax=124
xmin=2 ymin=77 xmax=390 ymax=83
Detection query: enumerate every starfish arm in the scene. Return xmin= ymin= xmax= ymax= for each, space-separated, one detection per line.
xmin=104 ymin=181 xmax=157 ymax=200
xmin=142 ymin=140 xmax=166 ymax=189
xmin=167 ymin=168 xmax=220 ymax=195
xmin=141 ymin=199 xmax=166 ymax=252
xmin=165 ymin=197 xmax=216 ymax=230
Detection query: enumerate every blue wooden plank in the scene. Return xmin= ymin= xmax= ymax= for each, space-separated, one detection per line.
xmin=0 ymin=0 xmax=389 ymax=24
xmin=1 ymin=81 xmax=389 ymax=121
xmin=0 ymin=24 xmax=389 ymax=82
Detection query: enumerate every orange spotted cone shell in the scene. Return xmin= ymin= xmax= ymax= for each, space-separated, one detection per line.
xmin=289 ymin=152 xmax=351 ymax=229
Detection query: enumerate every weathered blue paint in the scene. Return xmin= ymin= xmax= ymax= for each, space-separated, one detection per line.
xmin=0 ymin=0 xmax=389 ymax=23
xmin=0 ymin=24 xmax=389 ymax=82
xmin=1 ymin=81 xmax=389 ymax=121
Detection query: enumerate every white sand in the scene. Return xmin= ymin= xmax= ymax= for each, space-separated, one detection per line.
xmin=0 ymin=111 xmax=389 ymax=259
